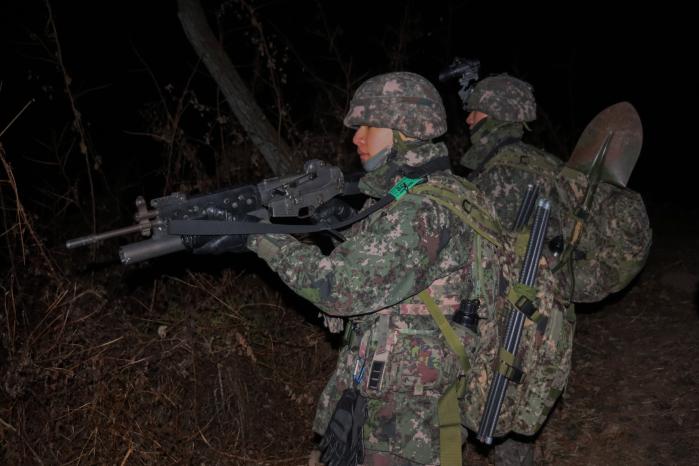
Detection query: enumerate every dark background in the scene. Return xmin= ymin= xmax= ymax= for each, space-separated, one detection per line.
xmin=1 ymin=1 xmax=696 ymax=235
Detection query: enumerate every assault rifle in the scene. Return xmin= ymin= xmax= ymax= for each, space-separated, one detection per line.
xmin=66 ymin=160 xmax=357 ymax=264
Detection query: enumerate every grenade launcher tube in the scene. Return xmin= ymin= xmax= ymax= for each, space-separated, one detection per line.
xmin=119 ymin=236 xmax=187 ymax=264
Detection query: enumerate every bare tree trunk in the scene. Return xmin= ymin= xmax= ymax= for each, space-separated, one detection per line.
xmin=177 ymin=0 xmax=296 ymax=175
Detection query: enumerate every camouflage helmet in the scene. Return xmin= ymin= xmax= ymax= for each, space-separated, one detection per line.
xmin=344 ymin=72 xmax=447 ymax=140
xmin=466 ymin=74 xmax=536 ymax=122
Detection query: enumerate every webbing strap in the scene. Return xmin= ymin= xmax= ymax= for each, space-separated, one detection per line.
xmin=411 ymin=185 xmax=502 ymax=247
xmin=417 ymin=290 xmax=469 ymax=372
xmin=418 ymin=289 xmax=466 ymax=466
xmin=506 ymin=283 xmax=542 ymax=322
xmin=437 ymin=382 xmax=464 ymax=466
xmin=497 ymin=347 xmax=525 ymax=383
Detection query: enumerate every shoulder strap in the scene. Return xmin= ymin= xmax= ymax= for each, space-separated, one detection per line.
xmin=418 ymin=289 xmax=466 ymax=466
xmin=410 ymin=181 xmax=503 ymax=247
xmin=481 ymin=145 xmax=561 ymax=179
xmin=475 ymin=137 xmax=521 ymax=172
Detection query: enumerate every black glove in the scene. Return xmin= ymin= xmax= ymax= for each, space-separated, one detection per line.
xmin=318 ymin=388 xmax=367 ymax=466
xmin=183 ymin=214 xmax=260 ymax=255
xmin=311 ymin=198 xmax=357 ymax=226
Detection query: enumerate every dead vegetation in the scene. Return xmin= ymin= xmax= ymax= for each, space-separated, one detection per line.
xmin=1 ymin=259 xmax=337 ymax=464
xmin=1 ymin=2 xmax=698 ymax=465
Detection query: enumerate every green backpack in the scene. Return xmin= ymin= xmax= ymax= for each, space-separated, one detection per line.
xmin=409 ymin=177 xmax=575 ymax=460
xmin=480 ymin=150 xmax=652 ymax=303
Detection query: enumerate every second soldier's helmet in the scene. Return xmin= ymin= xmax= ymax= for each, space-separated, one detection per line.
xmin=343 ymin=72 xmax=447 ymax=140
xmin=466 ymin=74 xmax=537 ymax=122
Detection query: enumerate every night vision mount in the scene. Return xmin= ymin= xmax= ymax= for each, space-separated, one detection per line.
xmin=438 ymin=58 xmax=481 ymax=110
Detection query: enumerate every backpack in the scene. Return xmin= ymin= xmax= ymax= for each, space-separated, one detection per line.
xmin=410 ymin=177 xmax=575 ymax=442
xmin=552 ymin=166 xmax=652 ymax=302
xmin=479 ymin=148 xmax=652 ymax=303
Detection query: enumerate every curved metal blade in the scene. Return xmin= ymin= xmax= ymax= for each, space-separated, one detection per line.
xmin=568 ymin=102 xmax=643 ymax=187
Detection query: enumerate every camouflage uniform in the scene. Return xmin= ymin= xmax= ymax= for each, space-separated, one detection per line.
xmin=461 ymin=75 xmax=562 ymax=466
xmin=461 ymin=74 xmax=563 ymax=233
xmin=462 ymin=74 xmax=651 ymax=303
xmin=248 ymin=72 xmax=502 ymax=464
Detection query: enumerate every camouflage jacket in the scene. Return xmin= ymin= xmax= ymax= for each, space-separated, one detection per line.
xmin=248 ymin=142 xmax=503 ymax=464
xmin=462 ymin=119 xmax=564 ymax=233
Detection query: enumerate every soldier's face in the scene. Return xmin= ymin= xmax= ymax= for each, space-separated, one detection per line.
xmin=466 ymin=111 xmax=488 ymax=129
xmin=352 ymin=126 xmax=393 ymax=164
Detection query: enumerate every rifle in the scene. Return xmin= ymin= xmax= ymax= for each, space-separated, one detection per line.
xmin=66 ymin=159 xmax=356 ymax=264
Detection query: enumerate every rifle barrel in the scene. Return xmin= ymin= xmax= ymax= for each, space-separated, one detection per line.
xmin=65 ymin=222 xmax=155 ymax=249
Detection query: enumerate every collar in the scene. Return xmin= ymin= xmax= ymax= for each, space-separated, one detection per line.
xmin=460 ymin=119 xmax=524 ymax=171
xmin=359 ymin=141 xmax=451 ymax=198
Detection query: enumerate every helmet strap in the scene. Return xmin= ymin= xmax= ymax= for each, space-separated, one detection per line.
xmin=361 ymin=146 xmax=393 ymax=172
xmin=392 ymin=130 xmax=427 ymax=153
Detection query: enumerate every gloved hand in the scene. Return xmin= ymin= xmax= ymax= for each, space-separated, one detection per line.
xmin=311 ymin=198 xmax=357 ymax=226
xmin=318 ymin=388 xmax=366 ymax=466
xmin=183 ymin=214 xmax=261 ymax=255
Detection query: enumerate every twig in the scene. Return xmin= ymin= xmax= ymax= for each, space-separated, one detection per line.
xmin=0 ymin=99 xmax=35 ymax=139
xmin=0 ymin=416 xmax=17 ymax=432
xmin=45 ymin=0 xmax=97 ymax=239
xmin=2 ymin=274 xmax=17 ymax=356
xmin=165 ymin=273 xmax=244 ymax=321
xmin=119 ymin=444 xmax=133 ymax=466
xmin=0 ymin=146 xmax=60 ymax=276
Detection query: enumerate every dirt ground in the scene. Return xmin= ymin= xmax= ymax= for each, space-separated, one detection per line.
xmin=1 ymin=201 xmax=698 ymax=465
xmin=533 ymin=202 xmax=699 ymax=465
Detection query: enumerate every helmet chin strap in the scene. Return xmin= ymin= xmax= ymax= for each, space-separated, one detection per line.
xmin=361 ymin=145 xmax=393 ymax=172
xmin=361 ymin=130 xmax=429 ymax=172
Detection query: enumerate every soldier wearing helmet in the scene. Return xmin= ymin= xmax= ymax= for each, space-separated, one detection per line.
xmin=460 ymin=75 xmax=568 ymax=466
xmin=243 ymin=72 xmax=505 ymax=465
xmin=461 ymin=74 xmax=565 ymax=234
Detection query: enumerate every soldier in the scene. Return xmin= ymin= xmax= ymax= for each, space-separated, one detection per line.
xmin=188 ymin=71 xmax=575 ymax=464
xmin=460 ymin=74 xmax=562 ymax=466
xmin=459 ymin=73 xmax=651 ymax=465
xmin=461 ymin=73 xmax=651 ymax=303
xmin=461 ymin=73 xmax=565 ymax=231
xmin=242 ymin=72 xmax=503 ymax=465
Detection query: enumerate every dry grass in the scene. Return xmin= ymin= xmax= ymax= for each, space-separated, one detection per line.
xmin=0 ymin=265 xmax=336 ymax=465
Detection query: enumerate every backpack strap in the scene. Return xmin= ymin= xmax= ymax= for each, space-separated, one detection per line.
xmin=410 ymin=182 xmax=503 ymax=247
xmin=406 ymin=179 xmax=502 ymax=466
xmin=417 ymin=289 xmax=467 ymax=466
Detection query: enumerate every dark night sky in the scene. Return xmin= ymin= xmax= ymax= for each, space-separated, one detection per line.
xmin=1 ymin=1 xmax=696 ymax=208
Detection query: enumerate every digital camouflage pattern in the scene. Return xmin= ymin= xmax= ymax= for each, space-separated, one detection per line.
xmin=249 ymin=141 xmax=578 ymax=459
xmin=459 ymin=227 xmax=575 ymax=436
xmin=553 ymin=168 xmax=652 ymax=302
xmin=408 ymin=176 xmax=575 ymax=438
xmin=466 ymin=74 xmax=537 ymax=123
xmin=343 ymin=72 xmax=447 ymax=140
xmin=460 ymin=118 xmax=527 ymax=173
xmin=464 ymin=119 xmax=652 ymax=303
xmin=249 ymin=142 xmax=481 ymax=464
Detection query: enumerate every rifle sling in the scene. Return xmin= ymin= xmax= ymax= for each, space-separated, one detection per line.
xmin=168 ymin=195 xmax=392 ymax=236
xmin=169 ymin=157 xmax=451 ymax=237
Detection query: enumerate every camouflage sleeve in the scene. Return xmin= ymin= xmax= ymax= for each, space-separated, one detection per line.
xmin=247 ymin=195 xmax=459 ymax=316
